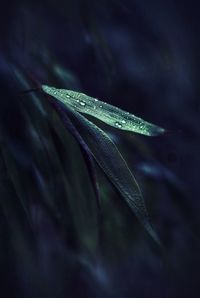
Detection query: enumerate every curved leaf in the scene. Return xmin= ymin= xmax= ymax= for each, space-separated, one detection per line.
xmin=43 ymin=87 xmax=161 ymax=245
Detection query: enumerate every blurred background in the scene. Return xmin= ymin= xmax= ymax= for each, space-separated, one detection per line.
xmin=0 ymin=0 xmax=200 ymax=297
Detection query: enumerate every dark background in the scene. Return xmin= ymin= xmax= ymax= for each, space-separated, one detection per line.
xmin=0 ymin=1 xmax=200 ymax=297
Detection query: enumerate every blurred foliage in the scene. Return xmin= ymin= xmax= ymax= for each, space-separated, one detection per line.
xmin=0 ymin=1 xmax=200 ymax=297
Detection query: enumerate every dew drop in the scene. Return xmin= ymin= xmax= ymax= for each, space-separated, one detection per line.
xmin=115 ymin=122 xmax=122 ymax=128
xmin=122 ymin=120 xmax=126 ymax=124
xmin=80 ymin=101 xmax=86 ymax=106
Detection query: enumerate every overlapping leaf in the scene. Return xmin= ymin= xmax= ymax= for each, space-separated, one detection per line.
xmin=43 ymin=85 xmax=162 ymax=244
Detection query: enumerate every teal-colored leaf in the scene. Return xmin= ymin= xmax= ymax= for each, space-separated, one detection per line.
xmin=43 ymin=85 xmax=161 ymax=245
xmin=42 ymin=85 xmax=165 ymax=136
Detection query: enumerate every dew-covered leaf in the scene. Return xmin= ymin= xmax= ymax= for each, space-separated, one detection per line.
xmin=43 ymin=87 xmax=161 ymax=244
xmin=42 ymin=85 xmax=165 ymax=136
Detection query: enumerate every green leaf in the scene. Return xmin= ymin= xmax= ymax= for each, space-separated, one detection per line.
xmin=42 ymin=85 xmax=165 ymax=136
xmin=42 ymin=85 xmax=161 ymax=245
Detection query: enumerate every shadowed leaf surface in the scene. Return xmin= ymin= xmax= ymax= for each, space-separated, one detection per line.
xmin=42 ymin=88 xmax=161 ymax=244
